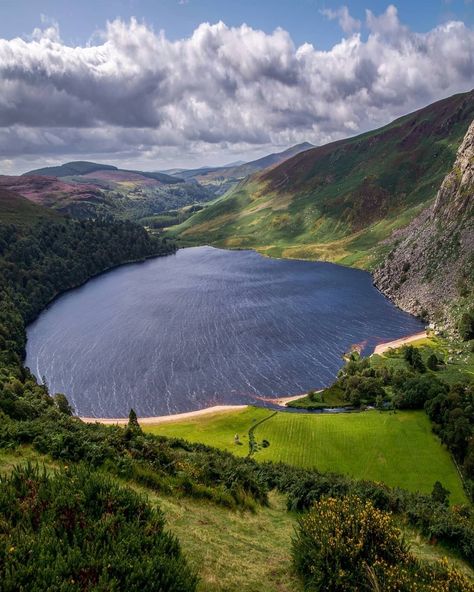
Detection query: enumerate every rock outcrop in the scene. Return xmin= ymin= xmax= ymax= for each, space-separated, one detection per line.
xmin=374 ymin=120 xmax=474 ymax=330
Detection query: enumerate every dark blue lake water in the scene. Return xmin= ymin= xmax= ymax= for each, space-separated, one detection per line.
xmin=26 ymin=246 xmax=423 ymax=417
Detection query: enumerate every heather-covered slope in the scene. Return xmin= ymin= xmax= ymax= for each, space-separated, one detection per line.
xmin=174 ymin=91 xmax=473 ymax=268
xmin=173 ymin=142 xmax=314 ymax=196
xmin=0 ymin=166 xmax=213 ymax=221
xmin=374 ymin=120 xmax=474 ymax=328
xmin=0 ymin=186 xmax=58 ymax=225
xmin=25 ymin=160 xmax=183 ymax=184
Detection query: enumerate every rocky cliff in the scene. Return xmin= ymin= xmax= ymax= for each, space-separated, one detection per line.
xmin=374 ymin=120 xmax=474 ymax=331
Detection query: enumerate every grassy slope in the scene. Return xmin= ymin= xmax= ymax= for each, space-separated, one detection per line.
xmin=171 ymin=91 xmax=474 ymax=269
xmin=1 ymin=447 xmax=472 ymax=591
xmin=0 ymin=187 xmax=58 ymax=225
xmin=370 ymin=335 xmax=474 ymax=385
xmin=146 ymin=407 xmax=466 ymax=504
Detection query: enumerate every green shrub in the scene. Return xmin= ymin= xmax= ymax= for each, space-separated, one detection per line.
xmin=292 ymin=495 xmax=474 ymax=592
xmin=458 ymin=310 xmax=474 ymax=341
xmin=293 ymin=495 xmax=409 ymax=591
xmin=0 ymin=463 xmax=197 ymax=592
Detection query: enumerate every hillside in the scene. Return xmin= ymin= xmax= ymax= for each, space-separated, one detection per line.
xmin=0 ymin=186 xmax=58 ymax=225
xmin=0 ymin=166 xmax=213 ymax=221
xmin=0 ymin=184 xmax=473 ymax=591
xmin=173 ymin=142 xmax=314 ymax=195
xmin=173 ymin=91 xmax=473 ymax=269
xmin=374 ymin=120 xmax=474 ymax=327
xmin=25 ymin=160 xmax=183 ymax=184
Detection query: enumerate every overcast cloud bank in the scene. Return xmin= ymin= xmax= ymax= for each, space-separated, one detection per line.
xmin=1 ymin=4 xmax=473 ymax=172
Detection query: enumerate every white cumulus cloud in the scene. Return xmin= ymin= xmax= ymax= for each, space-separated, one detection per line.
xmin=0 ymin=5 xmax=473 ymax=172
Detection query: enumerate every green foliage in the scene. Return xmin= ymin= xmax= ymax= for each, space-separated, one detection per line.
xmin=260 ymin=459 xmax=474 ymax=567
xmin=128 ymin=408 xmax=140 ymax=429
xmin=343 ymin=375 xmax=385 ymax=406
xmin=425 ymin=381 xmax=474 ymax=492
xmin=54 ymin=393 xmax=74 ymax=416
xmin=0 ymin=463 xmax=197 ymax=592
xmin=293 ymin=495 xmax=409 ymax=591
xmin=427 ymin=353 xmax=439 ymax=371
xmin=292 ymin=495 xmax=474 ymax=591
xmin=458 ymin=310 xmax=474 ymax=341
xmin=432 ymin=481 xmax=450 ymax=506
xmin=403 ymin=345 xmax=426 ymax=373
xmin=392 ymin=374 xmax=447 ymax=409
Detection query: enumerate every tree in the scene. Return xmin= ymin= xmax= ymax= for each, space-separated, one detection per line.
xmin=427 ymin=353 xmax=439 ymax=371
xmin=458 ymin=310 xmax=474 ymax=341
xmin=54 ymin=393 xmax=74 ymax=416
xmin=128 ymin=408 xmax=141 ymax=430
xmin=403 ymin=345 xmax=425 ymax=373
xmin=431 ymin=481 xmax=450 ymax=506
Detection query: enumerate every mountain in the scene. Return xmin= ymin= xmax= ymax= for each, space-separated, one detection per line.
xmin=172 ymin=142 xmax=314 ymax=195
xmin=374 ymin=120 xmax=474 ymax=328
xmin=1 ymin=163 xmax=214 ymax=221
xmin=173 ymin=91 xmax=473 ymax=271
xmin=25 ymin=161 xmax=183 ymax=184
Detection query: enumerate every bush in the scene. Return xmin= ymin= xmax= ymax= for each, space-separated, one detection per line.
xmin=293 ymin=495 xmax=409 ymax=591
xmin=403 ymin=345 xmax=426 ymax=373
xmin=292 ymin=495 xmax=474 ymax=591
xmin=0 ymin=463 xmax=197 ymax=592
xmin=458 ymin=310 xmax=474 ymax=341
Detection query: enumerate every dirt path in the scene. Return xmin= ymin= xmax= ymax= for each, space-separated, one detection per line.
xmin=372 ymin=331 xmax=427 ymax=356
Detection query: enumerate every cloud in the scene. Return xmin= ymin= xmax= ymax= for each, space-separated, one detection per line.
xmin=0 ymin=6 xmax=473 ymax=172
xmin=320 ymin=6 xmax=361 ymax=34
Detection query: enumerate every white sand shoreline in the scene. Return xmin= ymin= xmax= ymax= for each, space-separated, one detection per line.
xmin=79 ymin=331 xmax=428 ymax=426
xmin=372 ymin=330 xmax=427 ymax=356
xmin=80 ymin=404 xmax=248 ymax=426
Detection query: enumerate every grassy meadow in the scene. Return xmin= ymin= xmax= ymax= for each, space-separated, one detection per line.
xmin=145 ymin=407 xmax=467 ymax=505
xmin=0 ymin=447 xmax=471 ymax=592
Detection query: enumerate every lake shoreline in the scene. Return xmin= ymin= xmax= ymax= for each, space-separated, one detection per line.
xmin=79 ymin=330 xmax=427 ymax=426
xmin=27 ymin=245 xmax=424 ymax=423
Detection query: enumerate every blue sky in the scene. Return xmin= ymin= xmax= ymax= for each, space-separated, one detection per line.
xmin=0 ymin=1 xmax=473 ymax=173
xmin=1 ymin=0 xmax=472 ymax=49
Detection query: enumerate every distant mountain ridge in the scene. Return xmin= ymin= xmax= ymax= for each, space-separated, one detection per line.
xmin=25 ymin=161 xmax=183 ymax=185
xmin=3 ymin=143 xmax=316 ymax=221
xmin=171 ymin=142 xmax=314 ymax=195
xmin=174 ymin=90 xmax=474 ymax=274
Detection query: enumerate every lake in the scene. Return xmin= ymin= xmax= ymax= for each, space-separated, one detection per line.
xmin=26 ymin=246 xmax=423 ymax=417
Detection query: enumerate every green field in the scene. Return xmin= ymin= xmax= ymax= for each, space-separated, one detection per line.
xmin=146 ymin=407 xmax=467 ymax=504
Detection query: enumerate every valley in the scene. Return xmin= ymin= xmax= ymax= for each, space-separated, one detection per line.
xmin=170 ymin=91 xmax=473 ymax=283
xmin=0 ymin=89 xmax=473 ymax=592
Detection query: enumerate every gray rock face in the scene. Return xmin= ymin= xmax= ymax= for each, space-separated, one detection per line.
xmin=373 ymin=120 xmax=474 ymax=329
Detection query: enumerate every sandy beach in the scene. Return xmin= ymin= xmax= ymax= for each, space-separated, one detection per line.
xmin=80 ymin=404 xmax=248 ymax=426
xmin=259 ymin=392 xmax=318 ymax=406
xmin=80 ymin=331 xmax=427 ymax=425
xmin=372 ymin=330 xmax=427 ymax=356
